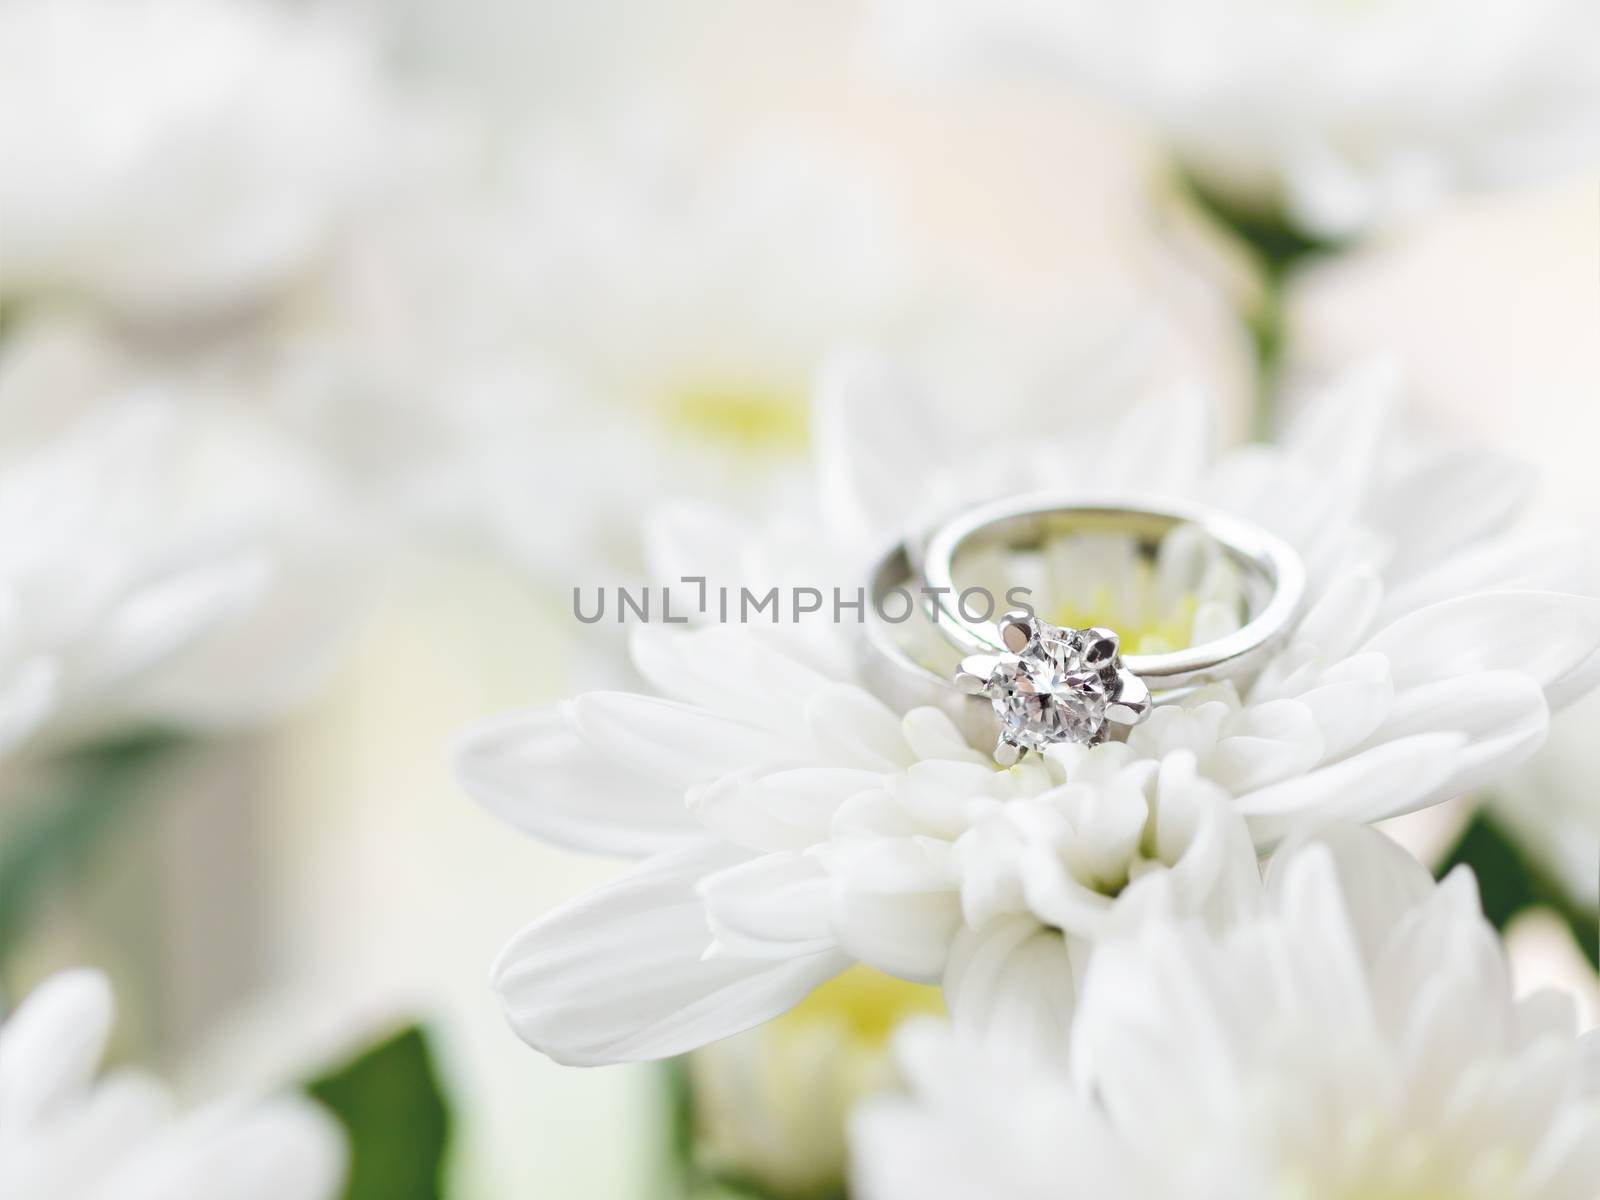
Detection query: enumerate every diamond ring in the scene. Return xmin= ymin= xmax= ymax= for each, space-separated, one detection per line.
xmin=949 ymin=610 xmax=1150 ymax=761
xmin=859 ymin=495 xmax=1306 ymax=765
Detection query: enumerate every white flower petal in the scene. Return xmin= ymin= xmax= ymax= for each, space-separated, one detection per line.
xmin=492 ymin=841 xmax=847 ymax=1065
xmin=1360 ymin=671 xmax=1550 ymax=811
xmin=1018 ymin=845 xmax=1115 ymax=936
xmin=1206 ymin=698 xmax=1325 ymax=793
xmin=1379 ymin=446 xmax=1536 ymax=571
xmin=1543 ymin=642 xmax=1600 ymax=711
xmin=955 ymin=817 xmax=1029 ymax=930
xmin=700 ymin=852 xmax=838 ymax=959
xmin=1 ymin=1072 xmax=171 ymax=1197
xmin=1069 ymin=922 xmax=1251 ymax=1149
xmin=1292 ymin=570 xmax=1384 ymax=660
xmin=689 ymin=766 xmax=883 ymax=852
xmin=1234 ymin=732 xmax=1467 ymax=844
xmin=830 ymin=840 xmax=963 ymax=982
xmin=1515 ymin=1103 xmax=1600 ymax=1200
xmin=831 ymin=887 xmax=962 ymax=983
xmin=1100 ymin=383 xmax=1212 ymax=496
xmin=1204 ymin=446 xmax=1344 ymax=567
xmin=0 ymin=967 xmax=114 ymax=1131
xmin=813 ymin=349 xmax=949 ymax=539
xmin=453 ymin=708 xmax=698 ymax=857
xmin=900 ymin=705 xmax=992 ymax=764
xmin=1577 ymin=1030 xmax=1600 ymax=1100
xmin=1143 ymin=756 xmax=1263 ymax=928
xmin=92 ymin=552 xmax=273 ymax=692
xmin=628 ymin=624 xmax=836 ymax=725
xmin=1279 ymin=652 xmax=1393 ymax=760
xmin=96 ymin=1096 xmax=346 ymax=1200
xmin=0 ymin=655 xmax=58 ymax=757
xmin=1281 ymin=357 xmax=1399 ymax=508
xmin=856 ymin=1035 xmax=1147 ymax=1198
xmin=1363 ymin=590 xmax=1600 ymax=700
xmin=642 ymin=501 xmax=752 ymax=597
xmin=1380 ymin=530 xmax=1593 ymax=626
xmin=804 ymin=683 xmax=916 ymax=771
xmin=1265 ymin=824 xmax=1433 ymax=968
xmin=567 ymin=692 xmax=799 ymax=789
xmin=943 ymin=918 xmax=1076 ymax=1070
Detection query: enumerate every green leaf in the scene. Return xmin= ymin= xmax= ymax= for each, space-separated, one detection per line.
xmin=0 ymin=730 xmax=183 ymax=970
xmin=308 ymin=1026 xmax=453 ymax=1200
xmin=1439 ymin=809 xmax=1599 ymax=971
xmin=1179 ymin=172 xmax=1338 ymax=275
xmin=1176 ymin=170 xmax=1346 ymax=442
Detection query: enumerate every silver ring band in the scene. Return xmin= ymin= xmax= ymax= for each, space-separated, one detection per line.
xmin=917 ymin=493 xmax=1305 ymax=691
xmin=859 ymin=540 xmax=1000 ymax=751
xmin=859 ymin=495 xmax=1306 ymax=763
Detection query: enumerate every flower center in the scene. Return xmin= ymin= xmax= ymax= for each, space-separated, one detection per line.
xmin=1052 ymin=579 xmax=1200 ymax=655
xmin=665 ymin=381 xmax=809 ymax=451
xmin=773 ymin=964 xmax=944 ymax=1042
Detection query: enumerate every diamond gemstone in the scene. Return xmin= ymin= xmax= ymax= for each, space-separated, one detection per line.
xmin=987 ymin=622 xmax=1112 ymax=749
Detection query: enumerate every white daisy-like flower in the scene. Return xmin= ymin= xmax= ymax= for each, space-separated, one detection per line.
xmin=1493 ymin=687 xmax=1600 ymax=912
xmin=0 ymin=968 xmax=345 ymax=1199
xmin=683 ymin=966 xmax=943 ymax=1196
xmin=456 ymin=356 xmax=1600 ymax=1066
xmin=867 ymin=0 xmax=1600 ymax=239
xmin=453 ymin=119 xmax=923 ymax=573
xmin=27 ymin=110 xmax=936 ymax=579
xmin=0 ymin=390 xmax=366 ymax=766
xmin=0 ymin=0 xmax=390 ymax=321
xmin=0 ymin=0 xmax=491 ymax=554
xmin=851 ymin=824 xmax=1600 ymax=1200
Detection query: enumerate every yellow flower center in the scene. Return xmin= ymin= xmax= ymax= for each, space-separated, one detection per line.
xmin=773 ymin=964 xmax=944 ymax=1043
xmin=664 ymin=381 xmax=809 ymax=452
xmin=1050 ymin=571 xmax=1202 ymax=655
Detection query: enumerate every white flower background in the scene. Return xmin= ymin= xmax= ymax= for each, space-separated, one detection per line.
xmin=1 ymin=1 xmax=1597 ymax=1198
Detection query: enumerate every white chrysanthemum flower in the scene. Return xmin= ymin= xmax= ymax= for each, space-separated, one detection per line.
xmin=398 ymin=122 xmax=1216 ymax=578
xmin=457 ymin=355 xmax=1600 ymax=1067
xmin=0 ymin=0 xmax=485 ymax=552
xmin=453 ymin=121 xmax=923 ymax=572
xmin=867 ymin=0 xmax=1600 ymax=239
xmin=0 ymin=0 xmax=390 ymax=320
xmin=44 ymin=111 xmax=937 ymax=577
xmin=0 ymin=969 xmax=345 ymax=1200
xmin=1494 ymin=687 xmax=1600 ymax=911
xmin=851 ymin=825 xmax=1600 ymax=1200
xmin=0 ymin=394 xmax=366 ymax=764
xmin=684 ymin=966 xmax=942 ymax=1196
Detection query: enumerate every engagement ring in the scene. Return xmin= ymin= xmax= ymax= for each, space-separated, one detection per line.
xmin=861 ymin=495 xmax=1306 ymax=764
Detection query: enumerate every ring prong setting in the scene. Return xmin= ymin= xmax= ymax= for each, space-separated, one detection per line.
xmin=1105 ymin=672 xmax=1151 ymax=726
xmin=954 ymin=616 xmax=1150 ymax=764
xmin=998 ymin=610 xmax=1034 ymax=654
xmin=954 ymin=655 xmax=999 ymax=695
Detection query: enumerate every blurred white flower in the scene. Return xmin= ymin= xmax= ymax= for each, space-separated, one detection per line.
xmin=684 ymin=966 xmax=942 ymax=1196
xmin=107 ymin=113 xmax=935 ymax=577
xmin=1494 ymin=687 xmax=1600 ymax=911
xmin=868 ymin=0 xmax=1600 ymax=239
xmin=0 ymin=390 xmax=367 ymax=763
xmin=0 ymin=969 xmax=345 ymax=1200
xmin=452 ymin=120 xmax=925 ymax=574
xmin=0 ymin=0 xmax=495 ymax=567
xmin=456 ymin=360 xmax=1600 ymax=1067
xmin=852 ymin=825 xmax=1600 ymax=1200
xmin=0 ymin=0 xmax=391 ymax=321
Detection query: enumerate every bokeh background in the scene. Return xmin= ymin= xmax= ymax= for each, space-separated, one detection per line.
xmin=2 ymin=2 xmax=1596 ymax=1196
